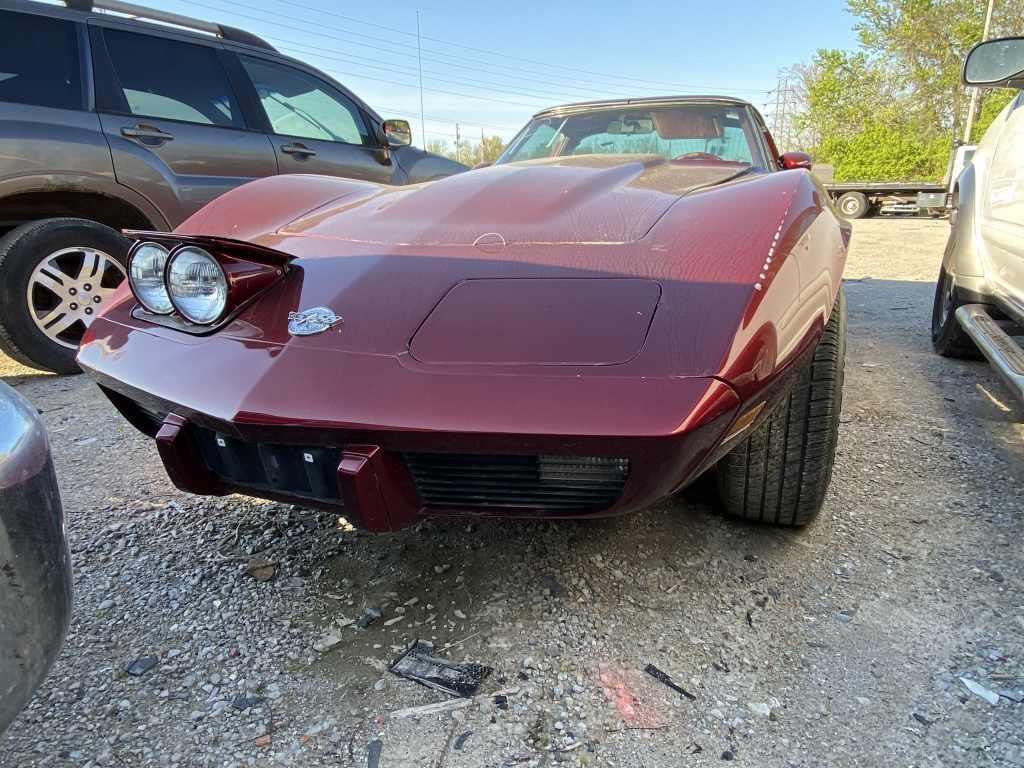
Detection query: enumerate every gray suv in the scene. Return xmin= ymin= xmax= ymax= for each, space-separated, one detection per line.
xmin=0 ymin=0 xmax=465 ymax=374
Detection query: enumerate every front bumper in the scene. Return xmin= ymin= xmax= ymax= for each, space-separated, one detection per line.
xmin=80 ymin=319 xmax=741 ymax=531
xmin=0 ymin=384 xmax=71 ymax=734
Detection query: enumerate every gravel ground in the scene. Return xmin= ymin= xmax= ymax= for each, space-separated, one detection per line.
xmin=1 ymin=218 xmax=1023 ymax=768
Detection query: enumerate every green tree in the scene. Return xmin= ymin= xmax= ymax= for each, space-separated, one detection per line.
xmin=793 ymin=0 xmax=1024 ymax=181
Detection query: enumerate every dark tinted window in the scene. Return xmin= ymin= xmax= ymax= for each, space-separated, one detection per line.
xmin=103 ymin=29 xmax=241 ymax=127
xmin=0 ymin=11 xmax=82 ymax=110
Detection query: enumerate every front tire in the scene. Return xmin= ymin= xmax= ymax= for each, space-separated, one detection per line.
xmin=716 ymin=288 xmax=846 ymax=527
xmin=0 ymin=218 xmax=129 ymax=374
xmin=930 ymin=265 xmax=981 ymax=359
xmin=837 ymin=191 xmax=869 ymax=219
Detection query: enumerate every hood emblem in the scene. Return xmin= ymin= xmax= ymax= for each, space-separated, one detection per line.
xmin=288 ymin=307 xmax=343 ymax=336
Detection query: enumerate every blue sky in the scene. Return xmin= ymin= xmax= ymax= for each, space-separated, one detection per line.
xmin=153 ymin=0 xmax=862 ymax=147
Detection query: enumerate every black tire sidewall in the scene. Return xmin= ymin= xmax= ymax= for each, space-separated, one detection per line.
xmin=0 ymin=219 xmax=129 ymax=374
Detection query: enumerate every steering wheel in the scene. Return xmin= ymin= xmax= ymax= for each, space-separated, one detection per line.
xmin=673 ymin=151 xmax=721 ymax=161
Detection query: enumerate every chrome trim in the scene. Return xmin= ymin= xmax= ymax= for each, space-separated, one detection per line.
xmin=956 ymin=304 xmax=1024 ymax=404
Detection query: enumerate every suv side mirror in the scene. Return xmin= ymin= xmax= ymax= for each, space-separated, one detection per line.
xmin=963 ymin=37 xmax=1024 ymax=87
xmin=383 ymin=119 xmax=413 ymax=147
xmin=780 ymin=151 xmax=813 ymax=170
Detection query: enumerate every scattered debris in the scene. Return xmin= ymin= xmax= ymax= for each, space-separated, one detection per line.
xmin=125 ymin=655 xmax=158 ymax=677
xmin=999 ymin=689 xmax=1024 ymax=703
xmin=745 ymin=611 xmax=754 ymax=628
xmin=254 ymin=734 xmax=271 ymax=748
xmin=453 ymin=609 xmax=467 ymax=620
xmin=389 ymin=640 xmax=492 ymax=697
xmin=912 ymin=712 xmax=933 ymax=726
xmin=960 ymin=677 xmax=1001 ymax=705
xmin=453 ymin=731 xmax=472 ymax=750
xmin=231 ymin=695 xmax=265 ymax=711
xmin=747 ymin=702 xmax=771 ymax=718
xmin=494 ymin=694 xmax=509 ymax=710
xmin=367 ymin=738 xmax=383 ymax=768
xmin=643 ymin=663 xmax=696 ymax=701
xmin=246 ymin=558 xmax=277 ymax=582
xmin=434 ymin=564 xmax=451 ymax=575
xmin=313 ymin=631 xmax=343 ymax=653
xmin=835 ymin=609 xmax=857 ymax=623
xmin=383 ymin=616 xmax=404 ymax=627
xmin=390 ymin=698 xmax=473 ymax=719
xmin=357 ymin=607 xmax=383 ymax=628
xmin=689 ymin=742 xmax=703 ymax=754
xmin=721 ymin=749 xmax=736 ymax=760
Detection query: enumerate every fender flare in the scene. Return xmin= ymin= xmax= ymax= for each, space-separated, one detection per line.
xmin=0 ymin=173 xmax=170 ymax=231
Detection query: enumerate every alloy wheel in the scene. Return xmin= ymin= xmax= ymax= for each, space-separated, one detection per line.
xmin=26 ymin=247 xmax=126 ymax=349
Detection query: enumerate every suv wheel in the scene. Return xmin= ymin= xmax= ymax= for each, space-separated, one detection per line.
xmin=715 ymin=288 xmax=846 ymax=527
xmin=0 ymin=218 xmax=129 ymax=375
xmin=931 ymin=265 xmax=981 ymax=359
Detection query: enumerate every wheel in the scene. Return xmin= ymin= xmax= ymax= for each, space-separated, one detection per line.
xmin=836 ymin=191 xmax=869 ymax=219
xmin=931 ymin=265 xmax=981 ymax=359
xmin=716 ymin=288 xmax=846 ymax=526
xmin=0 ymin=218 xmax=129 ymax=374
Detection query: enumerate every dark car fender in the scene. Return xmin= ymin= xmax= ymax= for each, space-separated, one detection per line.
xmin=0 ymin=382 xmax=71 ymax=734
xmin=392 ymin=146 xmax=469 ymax=184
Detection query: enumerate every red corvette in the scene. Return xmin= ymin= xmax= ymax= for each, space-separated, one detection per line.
xmin=78 ymin=96 xmax=850 ymax=533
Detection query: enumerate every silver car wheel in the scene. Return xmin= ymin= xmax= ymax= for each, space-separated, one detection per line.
xmin=26 ymin=247 xmax=126 ymax=350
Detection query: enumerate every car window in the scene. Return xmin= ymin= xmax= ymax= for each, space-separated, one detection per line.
xmin=103 ymin=29 xmax=241 ymax=127
xmin=0 ymin=11 xmax=82 ymax=110
xmin=240 ymin=56 xmax=368 ymax=145
xmin=499 ymin=107 xmax=763 ymax=168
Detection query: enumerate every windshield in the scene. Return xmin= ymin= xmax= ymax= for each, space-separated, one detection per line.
xmin=496 ymin=104 xmax=767 ymax=169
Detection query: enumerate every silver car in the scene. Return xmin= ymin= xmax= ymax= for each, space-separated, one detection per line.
xmin=932 ymin=37 xmax=1024 ymax=403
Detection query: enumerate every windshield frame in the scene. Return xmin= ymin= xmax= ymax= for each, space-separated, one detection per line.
xmin=495 ymin=101 xmax=774 ymax=171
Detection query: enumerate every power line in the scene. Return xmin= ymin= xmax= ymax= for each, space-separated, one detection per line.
xmin=256 ymin=0 xmax=768 ymax=95
xmin=178 ymin=0 xmax=767 ymax=98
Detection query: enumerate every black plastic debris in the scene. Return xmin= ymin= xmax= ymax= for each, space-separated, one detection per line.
xmin=644 ymin=663 xmax=696 ymax=701
xmin=367 ymin=739 xmax=382 ymax=768
xmin=125 ymin=656 xmax=158 ymax=677
xmin=494 ymin=694 xmax=509 ymax=710
xmin=231 ymin=695 xmax=265 ymax=711
xmin=389 ymin=640 xmax=492 ymax=698
xmin=453 ymin=731 xmax=472 ymax=750
xmin=357 ymin=607 xmax=382 ymax=628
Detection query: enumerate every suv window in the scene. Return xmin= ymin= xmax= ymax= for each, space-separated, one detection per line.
xmin=103 ymin=29 xmax=241 ymax=128
xmin=0 ymin=11 xmax=82 ymax=110
xmin=240 ymin=56 xmax=368 ymax=145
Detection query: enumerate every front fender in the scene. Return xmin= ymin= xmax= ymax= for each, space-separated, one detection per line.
xmin=943 ymin=163 xmax=991 ymax=302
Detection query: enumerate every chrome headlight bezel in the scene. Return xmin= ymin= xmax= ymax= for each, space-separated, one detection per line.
xmin=165 ymin=245 xmax=229 ymax=325
xmin=127 ymin=241 xmax=174 ymax=315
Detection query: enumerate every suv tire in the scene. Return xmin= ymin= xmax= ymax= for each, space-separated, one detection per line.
xmin=931 ymin=265 xmax=982 ymax=359
xmin=716 ymin=288 xmax=846 ymax=527
xmin=0 ymin=218 xmax=129 ymax=375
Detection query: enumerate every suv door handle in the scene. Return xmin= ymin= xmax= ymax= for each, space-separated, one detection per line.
xmin=120 ymin=124 xmax=175 ymax=143
xmin=281 ymin=142 xmax=316 ymax=158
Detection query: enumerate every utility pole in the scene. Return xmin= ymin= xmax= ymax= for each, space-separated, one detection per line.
xmin=416 ymin=10 xmax=426 ymax=150
xmin=455 ymin=123 xmax=460 ymax=164
xmin=963 ymin=0 xmax=997 ymax=143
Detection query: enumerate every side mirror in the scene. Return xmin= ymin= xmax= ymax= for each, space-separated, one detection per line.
xmin=382 ymin=119 xmax=412 ymax=147
xmin=963 ymin=37 xmax=1024 ymax=87
xmin=780 ymin=151 xmax=813 ymax=170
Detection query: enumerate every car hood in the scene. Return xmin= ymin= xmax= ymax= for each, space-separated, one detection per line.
xmin=274 ymin=155 xmax=751 ymax=248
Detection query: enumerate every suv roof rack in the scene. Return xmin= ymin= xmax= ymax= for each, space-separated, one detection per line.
xmin=63 ymin=0 xmax=277 ymax=51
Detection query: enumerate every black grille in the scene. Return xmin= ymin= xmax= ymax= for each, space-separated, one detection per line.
xmin=404 ymin=453 xmax=629 ymax=512
xmin=193 ymin=427 xmax=343 ymax=503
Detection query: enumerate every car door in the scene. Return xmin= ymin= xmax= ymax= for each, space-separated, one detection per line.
xmin=980 ymin=91 xmax=1024 ymax=312
xmin=90 ymin=23 xmax=277 ymax=227
xmin=236 ymin=54 xmax=397 ymax=185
